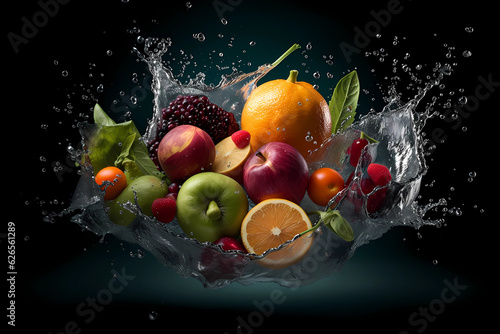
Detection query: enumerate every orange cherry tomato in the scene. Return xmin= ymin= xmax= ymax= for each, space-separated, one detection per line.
xmin=307 ymin=168 xmax=345 ymax=207
xmin=95 ymin=166 xmax=127 ymax=200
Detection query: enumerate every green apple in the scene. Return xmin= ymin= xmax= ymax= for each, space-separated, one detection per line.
xmin=176 ymin=172 xmax=249 ymax=242
xmin=107 ymin=175 xmax=168 ymax=226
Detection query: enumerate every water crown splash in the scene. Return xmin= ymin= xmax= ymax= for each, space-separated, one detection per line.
xmin=69 ymin=37 xmax=455 ymax=288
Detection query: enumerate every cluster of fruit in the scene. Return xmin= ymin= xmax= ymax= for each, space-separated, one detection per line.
xmin=94 ymin=68 xmax=392 ymax=268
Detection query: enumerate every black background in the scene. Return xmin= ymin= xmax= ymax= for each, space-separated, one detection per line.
xmin=5 ymin=0 xmax=497 ymax=333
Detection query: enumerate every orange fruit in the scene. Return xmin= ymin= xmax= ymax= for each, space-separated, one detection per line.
xmin=240 ymin=198 xmax=314 ymax=268
xmin=95 ymin=166 xmax=127 ymax=200
xmin=241 ymin=70 xmax=332 ymax=159
xmin=212 ymin=136 xmax=252 ymax=183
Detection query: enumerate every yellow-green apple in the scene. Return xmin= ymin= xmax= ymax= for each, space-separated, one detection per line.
xmin=176 ymin=172 xmax=249 ymax=242
xmin=243 ymin=142 xmax=309 ymax=204
xmin=158 ymin=125 xmax=215 ymax=182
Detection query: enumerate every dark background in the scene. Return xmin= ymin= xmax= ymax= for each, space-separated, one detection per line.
xmin=5 ymin=0 xmax=497 ymax=333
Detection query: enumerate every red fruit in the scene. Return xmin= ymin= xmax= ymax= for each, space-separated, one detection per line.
xmin=214 ymin=237 xmax=247 ymax=252
xmin=361 ymin=177 xmax=388 ymax=213
xmin=347 ymin=138 xmax=369 ymax=167
xmin=346 ymin=164 xmax=392 ymax=213
xmin=151 ymin=198 xmax=177 ymax=224
xmin=231 ymin=130 xmax=251 ymax=149
xmin=148 ymin=95 xmax=240 ymax=168
xmin=367 ymin=163 xmax=392 ymax=186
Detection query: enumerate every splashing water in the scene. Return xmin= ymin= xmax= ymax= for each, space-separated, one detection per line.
xmin=67 ymin=37 xmax=456 ymax=288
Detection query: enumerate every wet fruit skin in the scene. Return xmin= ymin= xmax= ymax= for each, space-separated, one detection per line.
xmin=95 ymin=166 xmax=128 ymax=201
xmin=241 ymin=70 xmax=331 ymax=159
xmin=107 ymin=175 xmax=169 ymax=226
xmin=157 ymin=125 xmax=216 ymax=183
xmin=176 ymin=172 xmax=249 ymax=243
xmin=307 ymin=168 xmax=345 ymax=207
xmin=347 ymin=138 xmax=369 ymax=167
xmin=148 ymin=95 xmax=239 ymax=168
xmin=243 ymin=142 xmax=309 ymax=205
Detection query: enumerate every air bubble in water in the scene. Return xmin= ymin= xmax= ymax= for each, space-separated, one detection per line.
xmin=462 ymin=50 xmax=472 ymax=57
xmin=313 ymin=71 xmax=320 ymax=79
xmin=459 ymin=96 xmax=468 ymax=104
xmin=465 ymin=26 xmax=474 ymax=33
xmin=221 ymin=18 xmax=228 ymax=25
xmin=106 ymin=50 xmax=113 ymax=56
xmin=306 ymin=42 xmax=312 ymax=50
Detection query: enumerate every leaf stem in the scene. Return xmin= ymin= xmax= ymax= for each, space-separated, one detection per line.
xmin=271 ymin=44 xmax=301 ymax=67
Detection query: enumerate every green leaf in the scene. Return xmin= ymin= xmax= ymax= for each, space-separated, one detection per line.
xmin=94 ymin=103 xmax=116 ymax=126
xmin=303 ymin=210 xmax=354 ymax=242
xmin=325 ymin=211 xmax=354 ymax=242
xmin=329 ymin=71 xmax=360 ymax=134
xmin=87 ymin=105 xmax=163 ymax=181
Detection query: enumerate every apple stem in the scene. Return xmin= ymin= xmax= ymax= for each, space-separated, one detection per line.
xmin=286 ymin=70 xmax=299 ymax=83
xmin=206 ymin=200 xmax=222 ymax=220
xmin=255 ymin=151 xmax=266 ymax=162
xmin=271 ymin=44 xmax=301 ymax=67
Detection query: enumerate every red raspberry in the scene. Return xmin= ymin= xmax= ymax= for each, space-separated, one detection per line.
xmin=151 ymin=197 xmax=177 ymax=224
xmin=231 ymin=130 xmax=251 ymax=149
xmin=366 ymin=163 xmax=392 ymax=187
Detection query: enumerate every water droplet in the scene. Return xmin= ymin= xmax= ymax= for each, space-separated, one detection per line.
xmin=376 ymin=34 xmax=382 ymax=38
xmin=249 ymin=41 xmax=256 ymax=46
xmin=149 ymin=311 xmax=158 ymax=320
xmin=97 ymin=84 xmax=104 ymax=93
xmin=462 ymin=50 xmax=472 ymax=57
xmin=194 ymin=33 xmax=205 ymax=42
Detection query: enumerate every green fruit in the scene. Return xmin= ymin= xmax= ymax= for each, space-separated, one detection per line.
xmin=107 ymin=175 xmax=168 ymax=226
xmin=176 ymin=172 xmax=249 ymax=243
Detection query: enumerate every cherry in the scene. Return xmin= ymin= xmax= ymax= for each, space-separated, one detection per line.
xmin=348 ymin=138 xmax=369 ymax=167
xmin=214 ymin=237 xmax=247 ymax=252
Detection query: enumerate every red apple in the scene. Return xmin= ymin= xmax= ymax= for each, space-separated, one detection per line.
xmin=158 ymin=125 xmax=215 ymax=182
xmin=243 ymin=142 xmax=309 ymax=205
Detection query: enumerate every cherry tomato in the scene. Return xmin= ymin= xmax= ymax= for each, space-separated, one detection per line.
xmin=307 ymin=168 xmax=345 ymax=207
xmin=95 ymin=166 xmax=127 ymax=200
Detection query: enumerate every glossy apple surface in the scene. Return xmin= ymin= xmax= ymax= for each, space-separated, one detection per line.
xmin=243 ymin=142 xmax=309 ymax=205
xmin=176 ymin=172 xmax=249 ymax=243
xmin=158 ymin=125 xmax=215 ymax=183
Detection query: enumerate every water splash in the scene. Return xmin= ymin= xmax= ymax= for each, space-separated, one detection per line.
xmin=67 ymin=37 xmax=459 ymax=288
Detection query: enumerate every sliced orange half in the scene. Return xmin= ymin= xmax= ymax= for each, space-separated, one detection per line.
xmin=212 ymin=136 xmax=252 ymax=183
xmin=240 ymin=198 xmax=314 ymax=268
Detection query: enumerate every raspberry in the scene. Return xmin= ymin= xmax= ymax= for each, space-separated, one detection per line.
xmin=147 ymin=95 xmax=240 ymax=168
xmin=151 ymin=197 xmax=177 ymax=224
xmin=231 ymin=130 xmax=251 ymax=149
xmin=366 ymin=163 xmax=392 ymax=186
